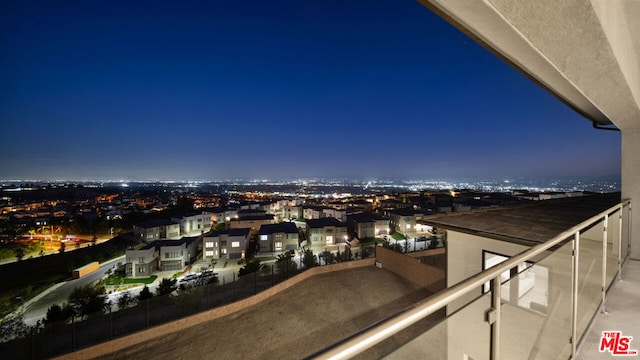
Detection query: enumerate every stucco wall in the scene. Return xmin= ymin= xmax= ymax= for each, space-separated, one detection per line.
xmin=375 ymin=246 xmax=445 ymax=293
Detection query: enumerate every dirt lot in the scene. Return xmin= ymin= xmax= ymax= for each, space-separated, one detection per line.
xmin=96 ymin=266 xmax=439 ymax=360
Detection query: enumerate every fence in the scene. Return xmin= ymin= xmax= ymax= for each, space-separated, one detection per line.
xmin=0 ymin=245 xmax=378 ymax=359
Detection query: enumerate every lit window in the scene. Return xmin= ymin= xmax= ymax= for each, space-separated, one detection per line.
xmin=205 ymin=241 xmax=214 ymax=248
xmin=205 ymin=250 xmax=214 ymax=257
xmin=275 ymin=242 xmax=283 ymax=251
xmin=221 ymin=248 xmax=227 ymax=255
xmin=260 ymin=235 xmax=268 ymax=241
xmin=232 ymin=241 xmax=240 ymax=248
xmin=406 ymin=224 xmax=411 ymax=229
xmin=326 ymin=236 xmax=333 ymax=244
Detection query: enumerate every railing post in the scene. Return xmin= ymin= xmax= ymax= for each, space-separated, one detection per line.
xmin=490 ymin=276 xmax=501 ymax=360
xmin=619 ymin=207 xmax=624 ymax=281
xmin=601 ymin=215 xmax=608 ymax=314
xmin=571 ymin=231 xmax=580 ymax=359
xmin=629 ymin=203 xmax=633 ymax=259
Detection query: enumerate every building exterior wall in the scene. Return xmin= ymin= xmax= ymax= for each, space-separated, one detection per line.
xmin=446 ymin=230 xmax=530 ymax=313
xmin=203 ymin=238 xmax=219 ymax=262
xmin=175 ymin=213 xmax=212 ymax=236
xmin=307 ymin=225 xmax=348 ymax=252
xmin=126 ymin=247 xmax=159 ymax=278
xmin=622 ymin=129 xmax=640 ymax=259
xmin=375 ymin=219 xmax=390 ymax=237
xmin=375 ymin=246 xmax=445 ymax=293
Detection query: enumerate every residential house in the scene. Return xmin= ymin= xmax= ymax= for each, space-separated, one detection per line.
xmin=347 ymin=213 xmax=390 ymax=240
xmin=125 ymin=236 xmax=198 ymax=276
xmin=159 ymin=236 xmax=199 ymax=271
xmin=258 ymin=222 xmax=299 ymax=255
xmin=133 ymin=219 xmax=181 ymax=242
xmin=282 ymin=205 xmax=303 ymax=221
xmin=386 ymin=208 xmax=424 ymax=238
xmin=202 ymin=228 xmax=250 ymax=262
xmin=171 ymin=212 xmax=212 ymax=236
xmin=306 ymin=217 xmax=348 ymax=252
xmin=125 ymin=243 xmax=159 ymax=278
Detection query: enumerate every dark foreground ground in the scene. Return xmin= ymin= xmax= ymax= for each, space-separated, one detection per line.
xmin=96 ymin=266 xmax=442 ymax=360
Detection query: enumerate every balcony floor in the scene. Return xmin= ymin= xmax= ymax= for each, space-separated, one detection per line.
xmin=578 ymin=258 xmax=640 ymax=359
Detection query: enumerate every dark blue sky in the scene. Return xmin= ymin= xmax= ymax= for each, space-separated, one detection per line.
xmin=0 ymin=0 xmax=620 ymax=181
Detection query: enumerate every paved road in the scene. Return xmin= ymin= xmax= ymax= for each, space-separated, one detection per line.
xmin=22 ymin=255 xmax=125 ymax=325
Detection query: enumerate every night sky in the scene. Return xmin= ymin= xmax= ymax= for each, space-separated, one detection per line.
xmin=0 ymin=0 xmax=620 ymax=181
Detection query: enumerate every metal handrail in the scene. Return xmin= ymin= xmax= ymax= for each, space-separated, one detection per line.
xmin=310 ymin=199 xmax=630 ymax=360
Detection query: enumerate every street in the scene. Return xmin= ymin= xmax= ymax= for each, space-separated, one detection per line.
xmin=21 ymin=255 xmax=125 ymax=325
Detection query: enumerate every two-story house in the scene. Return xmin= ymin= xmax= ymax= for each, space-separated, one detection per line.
xmin=347 ymin=213 xmax=390 ymax=240
xmin=306 ymin=217 xmax=348 ymax=253
xmin=159 ymin=236 xmax=198 ymax=271
xmin=257 ymin=222 xmax=299 ymax=255
xmin=133 ymin=219 xmax=181 ymax=242
xmin=125 ymin=242 xmax=159 ymax=278
xmin=171 ymin=212 xmax=212 ymax=236
xmin=125 ymin=236 xmax=198 ymax=276
xmin=202 ymin=228 xmax=250 ymax=262
xmin=386 ymin=208 xmax=425 ymax=238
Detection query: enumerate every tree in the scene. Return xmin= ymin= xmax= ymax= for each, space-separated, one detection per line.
xmin=238 ymin=259 xmax=263 ymax=277
xmin=138 ymin=285 xmax=153 ymax=301
xmin=155 ymin=278 xmax=177 ymax=296
xmin=338 ymin=247 xmax=353 ymax=262
xmin=117 ymin=291 xmax=138 ymax=310
xmin=67 ymin=285 xmax=108 ymax=318
xmin=302 ymin=249 xmax=318 ymax=269
xmin=0 ymin=312 xmax=32 ymax=342
xmin=320 ymin=250 xmax=336 ymax=265
xmin=212 ymin=222 xmax=227 ymax=232
xmin=275 ymin=252 xmax=297 ymax=276
xmin=44 ymin=303 xmax=74 ymax=324
xmin=14 ymin=247 xmax=25 ymax=261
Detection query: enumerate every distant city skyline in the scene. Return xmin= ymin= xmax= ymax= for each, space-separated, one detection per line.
xmin=1 ymin=0 xmax=621 ymax=181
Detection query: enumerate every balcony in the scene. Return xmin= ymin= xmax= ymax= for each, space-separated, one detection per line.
xmin=310 ymin=197 xmax=635 ymax=359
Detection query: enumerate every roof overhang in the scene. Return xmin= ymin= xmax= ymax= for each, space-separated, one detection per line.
xmin=418 ymin=0 xmax=640 ymax=130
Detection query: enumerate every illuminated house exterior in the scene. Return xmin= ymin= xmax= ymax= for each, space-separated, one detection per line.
xmin=202 ymin=228 xmax=250 ymax=262
xmin=125 ymin=236 xmax=198 ymax=276
xmin=171 ymin=212 xmax=212 ymax=236
xmin=258 ymin=222 xmax=299 ymax=255
xmin=306 ymin=217 xmax=348 ymax=252
xmin=133 ymin=219 xmax=181 ymax=241
xmin=346 ymin=212 xmax=390 ymax=240
xmin=386 ymin=208 xmax=424 ymax=238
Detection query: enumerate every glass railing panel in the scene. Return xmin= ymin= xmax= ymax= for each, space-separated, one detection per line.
xmin=577 ymin=221 xmax=605 ymax=339
xmin=500 ymin=240 xmax=573 ymax=360
xmin=606 ymin=209 xmax=621 ymax=286
xmin=383 ymin=292 xmax=492 ymax=360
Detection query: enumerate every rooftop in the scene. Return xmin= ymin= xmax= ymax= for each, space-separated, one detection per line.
xmin=306 ymin=217 xmax=345 ymax=228
xmin=421 ymin=192 xmax=621 ymax=245
xmin=133 ymin=219 xmax=178 ymax=229
xmin=259 ymin=222 xmax=298 ymax=235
